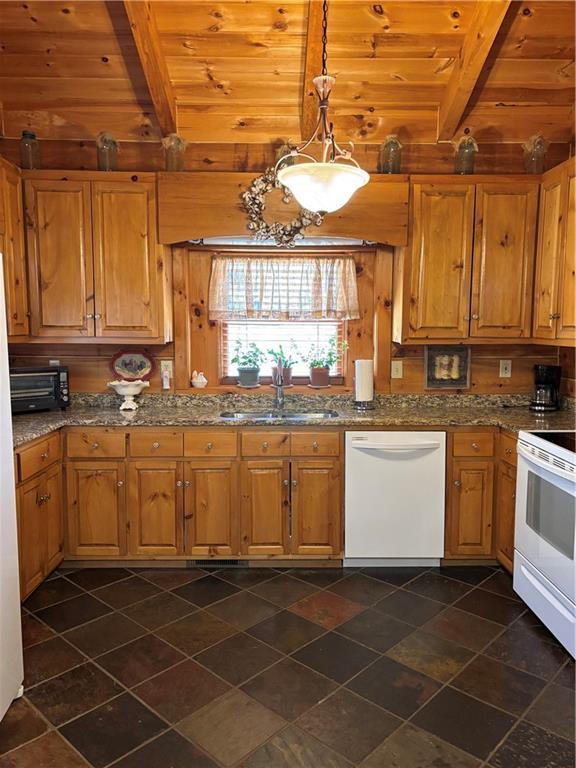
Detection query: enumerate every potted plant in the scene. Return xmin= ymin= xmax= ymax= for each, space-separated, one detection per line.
xmin=231 ymin=341 xmax=265 ymax=387
xmin=305 ymin=337 xmax=348 ymax=388
xmin=267 ymin=344 xmax=299 ymax=387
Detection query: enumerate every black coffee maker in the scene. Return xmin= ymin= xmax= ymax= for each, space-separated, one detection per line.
xmin=530 ymin=364 xmax=562 ymax=412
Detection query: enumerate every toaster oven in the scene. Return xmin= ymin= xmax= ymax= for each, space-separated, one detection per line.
xmin=10 ymin=366 xmax=70 ymax=414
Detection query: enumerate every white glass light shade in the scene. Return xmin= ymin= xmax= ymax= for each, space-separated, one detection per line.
xmin=277 ymin=162 xmax=369 ymax=214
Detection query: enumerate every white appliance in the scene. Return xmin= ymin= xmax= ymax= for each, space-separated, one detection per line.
xmin=345 ymin=431 xmax=446 ymax=566
xmin=0 ymin=250 xmax=24 ymax=720
xmin=514 ymin=429 xmax=576 ymax=657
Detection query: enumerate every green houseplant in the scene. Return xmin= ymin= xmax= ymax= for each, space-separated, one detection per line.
xmin=231 ymin=341 xmax=265 ymax=387
xmin=305 ymin=337 xmax=347 ymax=388
xmin=267 ymin=344 xmax=299 ymax=387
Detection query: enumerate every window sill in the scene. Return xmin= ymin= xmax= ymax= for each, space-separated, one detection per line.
xmin=176 ymin=384 xmax=353 ymax=395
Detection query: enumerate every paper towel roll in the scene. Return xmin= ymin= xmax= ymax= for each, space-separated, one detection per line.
xmin=354 ymin=359 xmax=374 ymax=402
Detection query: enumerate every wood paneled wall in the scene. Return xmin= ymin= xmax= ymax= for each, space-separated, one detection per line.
xmin=560 ymin=347 xmax=576 ymax=399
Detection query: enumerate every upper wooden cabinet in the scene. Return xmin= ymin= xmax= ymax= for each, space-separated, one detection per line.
xmin=394 ymin=177 xmax=539 ymax=343
xmin=23 ymin=172 xmax=172 ymax=343
xmin=0 ymin=159 xmax=29 ymax=336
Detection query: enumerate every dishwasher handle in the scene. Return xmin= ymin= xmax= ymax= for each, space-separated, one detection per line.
xmin=350 ymin=439 xmax=441 ymax=452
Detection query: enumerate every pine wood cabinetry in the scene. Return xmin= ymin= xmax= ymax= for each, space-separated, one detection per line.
xmin=291 ymin=460 xmax=341 ymax=556
xmin=0 ymin=158 xmax=29 ymax=337
xmin=23 ymin=172 xmax=172 ymax=343
xmin=495 ymin=432 xmax=518 ymax=573
xmin=184 ymin=460 xmax=239 ymax=556
xmin=240 ymin=460 xmax=290 ymax=556
xmin=128 ymin=461 xmax=182 ymax=556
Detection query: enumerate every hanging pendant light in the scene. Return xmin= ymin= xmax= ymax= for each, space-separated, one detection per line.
xmin=276 ymin=1 xmax=369 ymax=215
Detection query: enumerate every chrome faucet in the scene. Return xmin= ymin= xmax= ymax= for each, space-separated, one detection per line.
xmin=274 ymin=359 xmax=285 ymax=411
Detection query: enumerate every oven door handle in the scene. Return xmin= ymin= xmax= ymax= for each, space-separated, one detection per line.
xmin=518 ymin=443 xmax=576 ymax=483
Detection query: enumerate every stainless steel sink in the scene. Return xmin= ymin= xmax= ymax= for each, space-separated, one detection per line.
xmin=219 ymin=410 xmax=339 ymax=421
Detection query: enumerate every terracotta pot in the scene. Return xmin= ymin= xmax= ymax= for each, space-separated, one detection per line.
xmin=237 ymin=367 xmax=260 ymax=387
xmin=309 ymin=366 xmax=330 ymax=388
xmin=272 ymin=366 xmax=292 ymax=386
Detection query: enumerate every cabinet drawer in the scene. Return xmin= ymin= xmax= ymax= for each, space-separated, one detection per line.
xmin=130 ymin=431 xmax=183 ymax=457
xmin=291 ymin=432 xmax=340 ymax=456
xmin=453 ymin=432 xmax=495 ymax=457
xmin=241 ymin=432 xmax=290 ymax=457
xmin=185 ymin=431 xmax=238 ymax=457
xmin=500 ymin=432 xmax=518 ymax=467
xmin=18 ymin=432 xmax=60 ymax=482
xmin=66 ymin=430 xmax=126 ymax=458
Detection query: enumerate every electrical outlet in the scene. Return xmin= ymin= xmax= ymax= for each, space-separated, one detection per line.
xmin=160 ymin=360 xmax=173 ymax=377
xmin=391 ymin=360 xmax=403 ymax=379
xmin=499 ymin=359 xmax=512 ymax=378
xmin=49 ymin=359 xmax=60 ymax=367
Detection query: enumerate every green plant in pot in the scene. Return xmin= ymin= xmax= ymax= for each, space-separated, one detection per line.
xmin=305 ymin=337 xmax=348 ymax=388
xmin=267 ymin=344 xmax=299 ymax=387
xmin=231 ymin=341 xmax=265 ymax=387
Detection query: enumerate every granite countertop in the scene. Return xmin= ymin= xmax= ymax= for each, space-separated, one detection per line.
xmin=11 ymin=393 xmax=575 ymax=448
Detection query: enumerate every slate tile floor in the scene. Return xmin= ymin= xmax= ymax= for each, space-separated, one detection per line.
xmin=1 ymin=565 xmax=574 ymax=768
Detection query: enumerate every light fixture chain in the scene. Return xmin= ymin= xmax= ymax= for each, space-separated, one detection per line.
xmin=321 ymin=0 xmax=328 ymax=76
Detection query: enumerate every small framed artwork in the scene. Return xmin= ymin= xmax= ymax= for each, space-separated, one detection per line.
xmin=424 ymin=346 xmax=471 ymax=390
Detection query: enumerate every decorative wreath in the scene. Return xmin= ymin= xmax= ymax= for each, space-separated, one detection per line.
xmin=241 ymin=167 xmax=324 ymax=248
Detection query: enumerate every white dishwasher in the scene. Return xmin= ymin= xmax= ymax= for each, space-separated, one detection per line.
xmin=345 ymin=431 xmax=446 ymax=566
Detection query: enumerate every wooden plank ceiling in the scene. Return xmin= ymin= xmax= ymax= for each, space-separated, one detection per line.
xmin=0 ymin=0 xmax=573 ymax=167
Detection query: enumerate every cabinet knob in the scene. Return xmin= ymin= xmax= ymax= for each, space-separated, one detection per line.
xmin=206 ymin=442 xmax=214 ymax=450
xmin=312 ymin=441 xmax=319 ymax=450
xmin=283 ymin=479 xmax=289 ymax=486
xmin=463 ymin=315 xmax=470 ymax=321
xmin=44 ymin=493 xmax=51 ymax=501
xmin=117 ymin=480 xmax=124 ymax=487
xmin=262 ymin=441 xmax=269 ymax=450
xmin=512 ymin=492 xmax=516 ymax=500
xmin=471 ymin=442 xmax=479 ymax=450
xmin=454 ymin=480 xmax=461 ymax=487
xmin=505 ymin=448 xmax=512 ymax=455
xmin=40 ymin=452 xmax=48 ymax=460
xmin=292 ymin=479 xmax=298 ymax=487
xmin=94 ymin=313 xmax=102 ymax=320
xmin=86 ymin=313 xmax=94 ymax=319
xmin=152 ymin=441 xmax=160 ymax=449
xmin=471 ymin=314 xmax=479 ymax=320
xmin=184 ymin=480 xmax=191 ymax=488
xmin=549 ymin=313 xmax=561 ymax=320
xmin=176 ymin=480 xmax=183 ymax=488
xmin=91 ymin=442 xmax=100 ymax=449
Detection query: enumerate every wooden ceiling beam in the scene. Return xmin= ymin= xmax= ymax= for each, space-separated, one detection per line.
xmin=437 ymin=0 xmax=512 ymax=141
xmin=123 ymin=0 xmax=177 ymax=136
xmin=300 ymin=0 xmax=325 ymax=142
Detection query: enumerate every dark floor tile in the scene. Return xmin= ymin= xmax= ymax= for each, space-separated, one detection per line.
xmin=412 ymin=687 xmax=515 ymax=760
xmin=249 ymin=575 xmax=319 ymax=608
xmin=177 ymin=689 xmax=285 ymax=766
xmin=405 ymin=572 xmax=472 ymax=605
xmin=66 ymin=568 xmax=132 ymax=591
xmin=422 ymin=606 xmax=503 ymax=652
xmin=480 ymin=570 xmax=520 ymax=601
xmin=20 ymin=613 xmax=54 ymax=648
xmin=490 ymin=721 xmax=575 ymax=768
xmin=297 ymin=688 xmax=401 ymax=764
xmin=454 ymin=588 xmax=525 ymax=626
xmin=122 ymin=591 xmax=195 ymax=630
xmin=23 ymin=636 xmax=84 ymax=688
xmin=327 ymin=573 xmax=395 ymax=605
xmin=555 ymin=659 xmax=575 ymax=690
xmin=241 ymin=658 xmax=337 ymax=721
xmin=375 ymin=590 xmax=445 ymax=626
xmin=207 ymin=591 xmax=279 ymax=629
xmin=289 ymin=591 xmax=364 ymax=629
xmin=63 ymin=612 xmax=144 ymax=657
xmin=0 ymin=731 xmax=89 ymax=768
xmin=240 ymin=724 xmax=352 ymax=768
xmin=173 ymin=575 xmax=240 ymax=607
xmin=215 ymin=568 xmax=278 ymax=588
xmin=289 ymin=568 xmax=348 ymax=588
xmin=451 ymin=655 xmax=546 ymax=716
xmin=485 ymin=626 xmax=568 ymax=679
xmin=24 ymin=577 xmax=83 ymax=611
xmin=60 ymin=692 xmax=165 ymax=768
xmin=352 ymin=654 xmax=441 ymax=719
xmin=93 ymin=576 xmax=161 ymax=608
xmin=363 ymin=566 xmax=427 ymax=586
xmin=293 ymin=632 xmax=377 ymax=684
xmin=511 ymin=608 xmax=563 ymax=645
xmin=336 ymin=608 xmax=415 ymax=653
xmin=386 ymin=629 xmax=474 ymax=682
xmin=247 ymin=610 xmax=325 ymax=654
xmin=34 ymin=593 xmax=110 ymax=632
xmin=525 ymin=683 xmax=575 ymax=741
xmin=27 ymin=662 xmax=122 ymax=726
xmin=136 ymin=568 xmax=206 ymax=589
xmin=156 ymin=610 xmax=236 ymax=655
xmin=435 ymin=565 xmax=495 ymax=585
xmin=196 ymin=632 xmax=282 ymax=685
xmin=135 ymin=659 xmax=230 ymax=723
xmin=98 ymin=634 xmax=184 ymax=687
xmin=363 ymin=722 xmax=481 ymax=768
xmin=112 ymin=730 xmax=218 ymax=768
xmin=0 ymin=699 xmax=47 ymax=756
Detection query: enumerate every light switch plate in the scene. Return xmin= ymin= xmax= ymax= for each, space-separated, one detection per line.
xmin=160 ymin=360 xmax=173 ymax=376
xmin=391 ymin=360 xmax=403 ymax=379
xmin=499 ymin=359 xmax=512 ymax=378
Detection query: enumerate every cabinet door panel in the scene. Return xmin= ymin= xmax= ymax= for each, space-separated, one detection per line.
xmin=92 ymin=180 xmax=159 ymax=338
xmin=25 ymin=179 xmax=94 ymax=337
xmin=533 ymin=174 xmax=566 ymax=338
xmin=496 ymin=461 xmax=516 ymax=574
xmin=447 ymin=459 xmax=494 ymax=557
xmin=2 ymin=164 xmax=29 ymax=336
xmin=185 ymin=461 xmax=238 ymax=556
xmin=45 ymin=464 xmax=63 ymax=574
xmin=128 ymin=461 xmax=182 ymax=556
xmin=17 ymin=476 xmax=45 ymax=599
xmin=291 ymin=460 xmax=341 ymax=556
xmin=408 ymin=184 xmax=474 ymax=339
xmin=66 ymin=461 xmax=126 ymax=556
xmin=557 ymin=171 xmax=576 ymax=340
xmin=471 ymin=183 xmax=538 ymax=338
xmin=241 ymin=461 xmax=288 ymax=556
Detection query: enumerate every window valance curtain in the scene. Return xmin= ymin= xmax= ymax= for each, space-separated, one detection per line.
xmin=208 ymin=255 xmax=360 ymax=321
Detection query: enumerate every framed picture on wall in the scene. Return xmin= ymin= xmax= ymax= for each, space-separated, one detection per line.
xmin=424 ymin=346 xmax=471 ymax=390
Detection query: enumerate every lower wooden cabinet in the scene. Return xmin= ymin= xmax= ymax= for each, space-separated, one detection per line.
xmin=184 ymin=460 xmax=239 ymax=556
xmin=495 ymin=460 xmax=516 ymax=573
xmin=128 ymin=461 xmax=182 ymax=556
xmin=446 ymin=458 xmax=495 ymax=557
xmin=17 ymin=463 xmax=63 ymax=599
xmin=241 ymin=460 xmax=290 ymax=556
xmin=291 ymin=460 xmax=341 ymax=556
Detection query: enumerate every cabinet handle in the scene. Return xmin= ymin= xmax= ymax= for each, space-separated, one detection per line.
xmin=44 ymin=493 xmax=51 ymax=501
xmin=454 ymin=480 xmax=461 ymax=487
xmin=512 ymin=492 xmax=516 ymax=500
xmin=94 ymin=313 xmax=102 ymax=320
xmin=91 ymin=442 xmax=100 ymax=450
xmin=505 ymin=448 xmax=512 ymax=455
xmin=40 ymin=452 xmax=48 ymax=460
xmin=549 ymin=313 xmax=561 ymax=320
xmin=184 ymin=480 xmax=191 ymax=488
xmin=283 ymin=479 xmax=289 ymax=486
xmin=463 ymin=315 xmax=470 ymax=321
xmin=262 ymin=441 xmax=269 ymax=451
xmin=471 ymin=314 xmax=479 ymax=320
xmin=206 ymin=442 xmax=214 ymax=450
xmin=176 ymin=480 xmax=183 ymax=488
xmin=312 ymin=441 xmax=319 ymax=451
xmin=117 ymin=480 xmax=124 ymax=487
xmin=86 ymin=313 xmax=94 ymax=319
xmin=152 ymin=441 xmax=160 ymax=449
xmin=292 ymin=479 xmax=298 ymax=487
xmin=471 ymin=442 xmax=479 ymax=450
